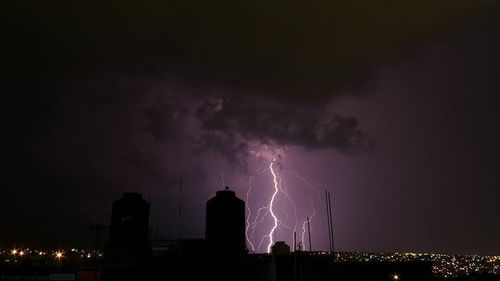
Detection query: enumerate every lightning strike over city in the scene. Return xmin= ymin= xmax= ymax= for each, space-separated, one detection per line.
xmin=244 ymin=148 xmax=319 ymax=253
xmin=266 ymin=159 xmax=280 ymax=253
xmin=5 ymin=1 xmax=500 ymax=280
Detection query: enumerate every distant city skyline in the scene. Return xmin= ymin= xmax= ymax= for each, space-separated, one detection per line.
xmin=1 ymin=247 xmax=499 ymax=279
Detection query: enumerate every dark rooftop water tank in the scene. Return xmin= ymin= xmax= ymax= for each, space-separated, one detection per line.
xmin=271 ymin=241 xmax=291 ymax=255
xmin=102 ymin=192 xmax=152 ymax=281
xmin=206 ymin=186 xmax=246 ymax=256
xmin=109 ymin=192 xmax=150 ymax=242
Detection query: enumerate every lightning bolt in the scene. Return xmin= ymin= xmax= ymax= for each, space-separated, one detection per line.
xmin=301 ymin=207 xmax=316 ymax=248
xmin=301 ymin=220 xmax=308 ymax=248
xmin=266 ymin=159 xmax=280 ymax=253
xmin=244 ymin=146 xmax=319 ymax=253
xmin=219 ymin=173 xmax=225 ymax=188
xmin=245 ymin=176 xmax=257 ymax=253
xmin=275 ymin=170 xmax=298 ymax=248
xmin=288 ymin=169 xmax=320 ymax=250
xmin=245 ymin=164 xmax=269 ymax=253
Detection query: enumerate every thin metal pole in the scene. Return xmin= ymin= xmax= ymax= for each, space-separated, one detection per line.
xmin=325 ymin=190 xmax=332 ymax=253
xmin=307 ymin=216 xmax=312 ymax=251
xmin=293 ymin=232 xmax=297 ymax=281
xmin=178 ymin=178 xmax=183 ymax=240
xmin=328 ymin=191 xmax=335 ymax=257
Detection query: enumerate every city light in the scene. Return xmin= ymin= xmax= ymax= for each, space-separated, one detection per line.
xmin=0 ymin=247 xmax=499 ymax=278
xmin=55 ymin=251 xmax=64 ymax=260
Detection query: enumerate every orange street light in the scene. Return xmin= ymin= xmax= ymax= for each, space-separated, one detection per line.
xmin=55 ymin=251 xmax=64 ymax=260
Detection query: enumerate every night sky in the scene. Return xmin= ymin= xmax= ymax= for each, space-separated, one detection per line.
xmin=3 ymin=0 xmax=500 ymax=255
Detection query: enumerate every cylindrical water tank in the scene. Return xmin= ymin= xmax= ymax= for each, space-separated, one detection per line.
xmin=109 ymin=192 xmax=150 ymax=242
xmin=206 ymin=186 xmax=246 ymax=255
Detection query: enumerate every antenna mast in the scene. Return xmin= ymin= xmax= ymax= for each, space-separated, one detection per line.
xmin=325 ymin=190 xmax=335 ymax=258
xmin=328 ymin=191 xmax=335 ymax=256
xmin=178 ymin=178 xmax=183 ymax=240
xmin=307 ymin=216 xmax=312 ymax=251
xmin=325 ymin=190 xmax=332 ymax=253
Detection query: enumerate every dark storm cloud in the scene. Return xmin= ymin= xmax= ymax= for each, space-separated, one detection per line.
xmin=4 ymin=0 xmax=494 ymax=103
xmin=4 ymin=0 xmax=493 ymax=165
xmin=142 ymin=103 xmax=186 ymax=143
xmin=127 ymin=86 xmax=371 ymax=169
xmin=192 ymin=95 xmax=368 ymax=165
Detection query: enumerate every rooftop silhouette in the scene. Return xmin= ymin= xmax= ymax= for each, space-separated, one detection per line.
xmin=98 ymin=188 xmax=441 ymax=281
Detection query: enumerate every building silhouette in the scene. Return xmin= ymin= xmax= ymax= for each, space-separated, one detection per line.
xmin=1 ymin=187 xmax=496 ymax=281
xmin=271 ymin=241 xmax=290 ymax=255
xmin=101 ymin=192 xmax=152 ymax=281
xmin=109 ymin=192 xmax=150 ymax=242
xmin=206 ymin=186 xmax=246 ymax=257
xmin=100 ymin=188 xmax=437 ymax=281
